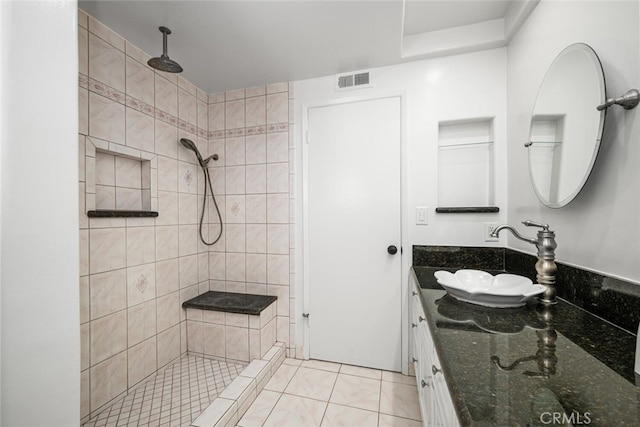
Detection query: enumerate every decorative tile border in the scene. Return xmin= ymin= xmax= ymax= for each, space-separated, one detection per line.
xmin=79 ymin=73 xmax=89 ymax=89
xmin=79 ymin=73 xmax=208 ymax=139
xmin=126 ymin=95 xmax=155 ymax=118
xmin=80 ymin=73 xmax=291 ymax=142
xmin=209 ymin=123 xmax=289 ymax=140
xmin=87 ymin=77 xmax=126 ymax=105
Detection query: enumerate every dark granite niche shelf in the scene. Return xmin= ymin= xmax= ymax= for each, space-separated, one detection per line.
xmin=435 ymin=206 xmax=499 ymax=213
xmin=87 ymin=210 xmax=158 ymax=218
xmin=182 ymin=291 xmax=277 ymax=316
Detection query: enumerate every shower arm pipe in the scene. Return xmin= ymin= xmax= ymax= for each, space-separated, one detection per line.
xmin=162 ymin=27 xmax=169 ymax=58
xmin=203 ymin=154 xmax=219 ymax=165
xmin=147 ymin=26 xmax=183 ymax=73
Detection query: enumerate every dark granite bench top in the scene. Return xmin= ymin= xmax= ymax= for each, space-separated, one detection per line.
xmin=182 ymin=291 xmax=277 ymax=315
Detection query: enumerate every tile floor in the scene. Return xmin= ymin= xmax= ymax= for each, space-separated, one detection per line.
xmin=236 ymin=358 xmax=422 ymax=427
xmin=82 ymin=355 xmax=245 ymax=427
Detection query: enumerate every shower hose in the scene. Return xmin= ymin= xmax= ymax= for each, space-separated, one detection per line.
xmin=198 ymin=164 xmax=223 ymax=246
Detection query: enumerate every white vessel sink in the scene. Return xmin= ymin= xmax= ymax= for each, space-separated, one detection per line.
xmin=434 ymin=269 xmax=546 ymax=308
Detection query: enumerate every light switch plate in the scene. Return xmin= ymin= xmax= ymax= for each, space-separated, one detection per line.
xmin=416 ymin=207 xmax=428 ymax=225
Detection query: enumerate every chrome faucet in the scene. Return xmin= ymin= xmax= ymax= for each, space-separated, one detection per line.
xmin=491 ymin=220 xmax=558 ymax=303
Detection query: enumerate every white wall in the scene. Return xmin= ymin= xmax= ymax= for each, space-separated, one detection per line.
xmin=294 ymin=48 xmax=508 ymax=244
xmin=507 ymin=0 xmax=640 ymax=283
xmin=293 ymin=48 xmax=508 ymax=357
xmin=1 ymin=1 xmax=80 ymax=426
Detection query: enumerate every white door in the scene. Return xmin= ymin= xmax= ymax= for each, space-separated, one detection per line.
xmin=306 ymin=96 xmax=402 ymax=371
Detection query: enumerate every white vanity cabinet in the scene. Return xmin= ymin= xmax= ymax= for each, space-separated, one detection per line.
xmin=410 ymin=273 xmax=460 ymax=427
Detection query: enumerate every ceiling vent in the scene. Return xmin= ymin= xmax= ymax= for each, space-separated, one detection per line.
xmin=336 ymin=71 xmax=371 ymax=91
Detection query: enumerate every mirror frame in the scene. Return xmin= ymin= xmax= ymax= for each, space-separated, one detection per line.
xmin=527 ymin=43 xmax=607 ymax=209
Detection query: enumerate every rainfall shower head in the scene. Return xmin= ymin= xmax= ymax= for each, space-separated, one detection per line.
xmin=147 ymin=26 xmax=183 ymax=73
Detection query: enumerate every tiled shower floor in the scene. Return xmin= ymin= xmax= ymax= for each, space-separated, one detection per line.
xmin=82 ymin=355 xmax=245 ymax=427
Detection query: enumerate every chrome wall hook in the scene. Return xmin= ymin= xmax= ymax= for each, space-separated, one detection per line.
xmin=597 ymin=89 xmax=640 ymax=111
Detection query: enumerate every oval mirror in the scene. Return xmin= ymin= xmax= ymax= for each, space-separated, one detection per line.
xmin=527 ymin=43 xmax=606 ymax=208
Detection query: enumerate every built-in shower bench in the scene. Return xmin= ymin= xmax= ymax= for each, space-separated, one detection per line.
xmin=182 ymin=291 xmax=278 ymax=364
xmin=183 ymin=291 xmax=283 ymax=426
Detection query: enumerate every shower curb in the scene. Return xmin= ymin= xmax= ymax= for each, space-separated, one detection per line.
xmin=190 ymin=342 xmax=287 ymax=427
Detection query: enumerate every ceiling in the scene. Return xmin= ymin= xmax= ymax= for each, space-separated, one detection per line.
xmin=79 ymin=0 xmax=528 ymax=94
xmin=403 ymin=1 xmax=512 ymax=36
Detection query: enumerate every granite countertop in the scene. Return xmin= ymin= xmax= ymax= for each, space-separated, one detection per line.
xmin=412 ymin=266 xmax=639 ymax=426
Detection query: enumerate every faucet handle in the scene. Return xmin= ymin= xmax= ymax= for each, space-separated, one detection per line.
xmin=522 ymin=220 xmax=550 ymax=231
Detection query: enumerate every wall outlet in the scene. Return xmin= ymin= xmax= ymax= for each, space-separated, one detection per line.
xmin=484 ymin=222 xmax=499 ymax=242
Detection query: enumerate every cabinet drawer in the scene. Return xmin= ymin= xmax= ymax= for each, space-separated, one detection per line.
xmin=431 ymin=347 xmax=459 ymax=427
xmin=412 ymin=294 xmax=425 ymax=324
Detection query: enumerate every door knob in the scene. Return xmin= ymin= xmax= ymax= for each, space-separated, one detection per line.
xmin=387 ymin=245 xmax=398 ymax=255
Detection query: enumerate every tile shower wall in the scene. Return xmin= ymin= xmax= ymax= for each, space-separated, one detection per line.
xmin=78 ymin=9 xmax=296 ymax=422
xmin=205 ymin=81 xmax=296 ymax=362
xmin=78 ymin=10 xmax=210 ymax=420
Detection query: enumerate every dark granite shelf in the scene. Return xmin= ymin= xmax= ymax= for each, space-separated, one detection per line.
xmin=182 ymin=291 xmax=277 ymax=315
xmin=87 ymin=210 xmax=158 ymax=218
xmin=435 ymin=206 xmax=500 ymax=213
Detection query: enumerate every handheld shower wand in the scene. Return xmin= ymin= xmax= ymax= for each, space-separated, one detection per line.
xmin=180 ymin=138 xmax=205 ymax=165
xmin=180 ymin=138 xmax=219 ymax=167
xmin=179 ymin=138 xmax=223 ymax=245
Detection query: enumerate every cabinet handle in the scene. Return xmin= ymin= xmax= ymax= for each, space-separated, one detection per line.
xmin=419 ymin=316 xmax=426 ymax=322
xmin=411 ymin=322 xmax=417 ymax=328
xmin=412 ymin=291 xmax=417 ymax=296
xmin=412 ymin=357 xmax=418 ymax=363
xmin=432 ymin=365 xmax=442 ymax=375
xmin=421 ymin=379 xmax=429 ymax=388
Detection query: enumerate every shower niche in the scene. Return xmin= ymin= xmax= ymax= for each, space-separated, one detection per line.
xmin=84 ymin=137 xmax=158 ymax=217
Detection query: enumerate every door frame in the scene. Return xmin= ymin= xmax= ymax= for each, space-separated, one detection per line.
xmin=300 ymin=91 xmax=410 ymax=374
